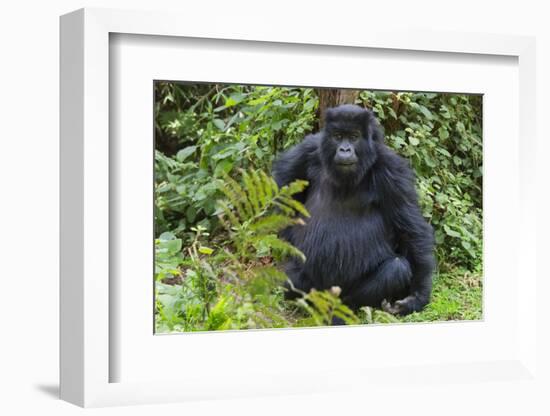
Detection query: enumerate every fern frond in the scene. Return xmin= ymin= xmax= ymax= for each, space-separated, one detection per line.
xmin=253 ymin=234 xmax=306 ymax=262
xmin=218 ymin=175 xmax=246 ymax=219
xmin=220 ymin=172 xmax=253 ymax=218
xmin=216 ymin=200 xmax=240 ymax=229
xmin=249 ymin=214 xmax=298 ymax=234
xmin=280 ymin=179 xmax=309 ymax=196
xmin=276 ymin=195 xmax=310 ymax=218
xmin=253 ymin=266 xmax=288 ymax=285
xmin=298 ymin=289 xmax=361 ymax=326
xmin=259 ymin=170 xmax=276 ymax=201
xmin=308 ymin=290 xmax=332 ymax=312
xmin=332 ymin=304 xmax=361 ymax=325
xmin=272 ymin=201 xmax=296 ymax=216
xmin=217 ymin=168 xmax=310 ymax=264
xmin=251 ymin=169 xmax=267 ymax=209
xmin=241 ymin=169 xmax=261 ymax=215
xmin=372 ymin=309 xmax=400 ymax=324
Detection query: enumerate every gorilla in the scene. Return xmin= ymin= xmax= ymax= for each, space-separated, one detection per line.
xmin=273 ymin=104 xmax=435 ymax=316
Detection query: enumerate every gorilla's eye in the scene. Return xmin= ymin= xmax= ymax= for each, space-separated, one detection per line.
xmin=333 ymin=132 xmax=343 ymax=140
xmin=349 ymin=130 xmax=361 ymax=140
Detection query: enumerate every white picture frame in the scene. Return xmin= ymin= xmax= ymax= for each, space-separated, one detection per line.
xmin=60 ymin=8 xmax=538 ymax=408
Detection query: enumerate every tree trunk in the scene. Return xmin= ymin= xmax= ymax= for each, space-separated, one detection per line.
xmin=316 ymin=88 xmax=361 ymax=128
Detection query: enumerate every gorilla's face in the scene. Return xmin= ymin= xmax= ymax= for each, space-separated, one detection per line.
xmin=329 ymin=128 xmax=361 ymax=171
xmin=320 ymin=105 xmax=379 ymax=186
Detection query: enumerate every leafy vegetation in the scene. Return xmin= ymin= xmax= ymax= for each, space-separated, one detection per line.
xmin=155 ymin=169 xmax=359 ymax=332
xmin=154 ymin=82 xmax=483 ymax=332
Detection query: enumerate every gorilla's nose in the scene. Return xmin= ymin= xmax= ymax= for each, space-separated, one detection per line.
xmin=336 ymin=146 xmax=357 ymax=165
xmin=338 ymin=144 xmax=352 ymax=154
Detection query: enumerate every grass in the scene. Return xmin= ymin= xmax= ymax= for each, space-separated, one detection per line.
xmin=386 ymin=267 xmax=483 ymax=324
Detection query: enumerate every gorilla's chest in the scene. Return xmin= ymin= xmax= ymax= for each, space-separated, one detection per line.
xmin=290 ymin=188 xmax=394 ymax=287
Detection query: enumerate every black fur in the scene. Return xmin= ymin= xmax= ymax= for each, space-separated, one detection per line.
xmin=273 ymin=104 xmax=435 ymax=315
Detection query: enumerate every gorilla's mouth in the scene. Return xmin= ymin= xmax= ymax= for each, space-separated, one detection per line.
xmin=336 ymin=161 xmax=357 ymax=167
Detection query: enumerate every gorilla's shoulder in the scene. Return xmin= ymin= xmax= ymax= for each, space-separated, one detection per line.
xmin=301 ymin=133 xmax=322 ymax=150
xmin=272 ymin=133 xmax=321 ymax=187
xmin=373 ymin=145 xmax=416 ymax=194
xmin=296 ymin=133 xmax=322 ymax=165
xmin=377 ymin=145 xmax=414 ymax=176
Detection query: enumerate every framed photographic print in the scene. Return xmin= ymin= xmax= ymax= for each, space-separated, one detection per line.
xmin=151 ymin=81 xmax=483 ymax=334
xmin=60 ymin=7 xmax=538 ymax=408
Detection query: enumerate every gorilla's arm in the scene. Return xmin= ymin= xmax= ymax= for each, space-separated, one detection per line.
xmin=272 ymin=134 xmax=320 ymax=202
xmin=375 ymin=149 xmax=435 ymax=314
xmin=392 ymin=202 xmax=435 ymax=314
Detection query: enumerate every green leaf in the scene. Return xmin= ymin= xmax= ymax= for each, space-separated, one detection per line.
xmin=409 ymin=136 xmax=420 ymax=146
xmin=436 ymin=148 xmax=451 ymax=157
xmin=374 ymin=104 xmax=385 ymax=119
xmin=438 ymin=127 xmax=450 ymax=140
xmin=214 ymin=160 xmax=234 ymax=177
xmin=164 ymin=238 xmax=182 ymax=253
xmin=198 ymin=246 xmax=214 ymax=255
xmin=176 ymin=146 xmax=197 ymax=162
xmin=443 ymin=224 xmax=461 ymax=238
xmin=186 ymin=206 xmax=197 ymax=223
xmin=461 ymin=241 xmax=471 ymax=250
xmin=159 ymin=231 xmax=176 ymax=240
xmin=213 ymin=119 xmax=225 ymax=131
xmin=304 ymin=98 xmax=317 ymax=110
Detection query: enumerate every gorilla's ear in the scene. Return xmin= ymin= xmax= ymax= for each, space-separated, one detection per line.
xmin=365 ymin=110 xmax=384 ymax=142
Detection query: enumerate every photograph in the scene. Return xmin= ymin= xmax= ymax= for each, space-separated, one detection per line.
xmin=153 ymin=82 xmax=483 ymax=333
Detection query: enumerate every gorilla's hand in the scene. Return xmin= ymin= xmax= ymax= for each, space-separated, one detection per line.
xmin=381 ymin=296 xmax=419 ymax=316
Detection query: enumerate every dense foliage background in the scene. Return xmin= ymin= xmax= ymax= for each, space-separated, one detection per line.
xmin=154 ymin=82 xmax=483 ymax=332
